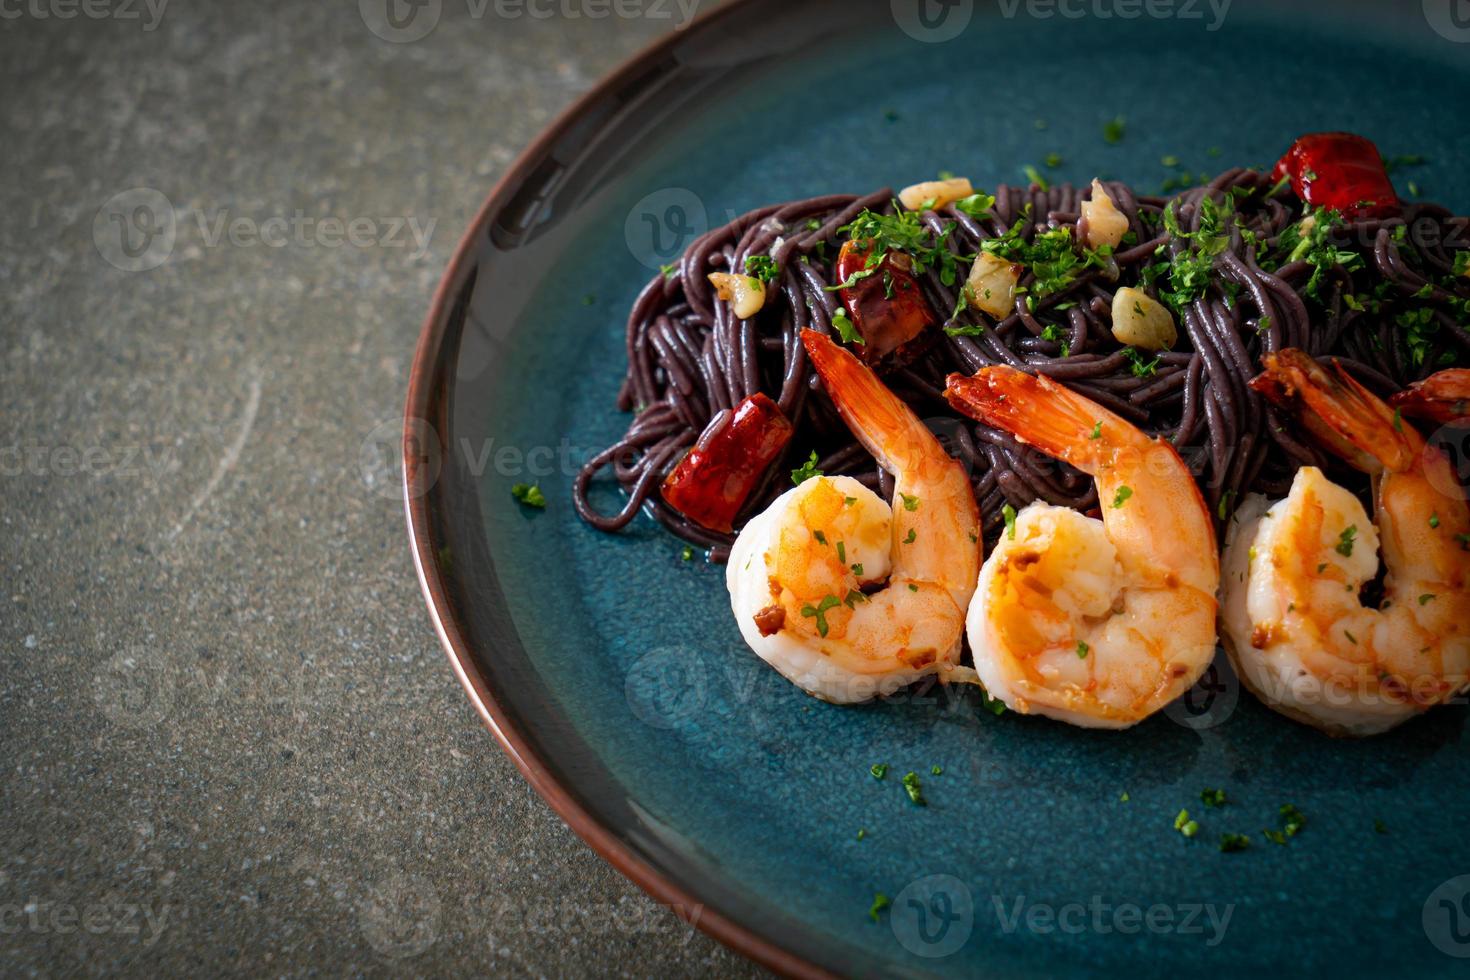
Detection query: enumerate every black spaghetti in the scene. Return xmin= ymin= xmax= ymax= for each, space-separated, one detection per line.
xmin=574 ymin=152 xmax=1470 ymax=562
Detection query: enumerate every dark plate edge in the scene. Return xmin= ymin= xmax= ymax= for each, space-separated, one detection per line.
xmin=400 ymin=3 xmax=834 ymax=976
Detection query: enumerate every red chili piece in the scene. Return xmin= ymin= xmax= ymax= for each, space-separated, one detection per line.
xmin=835 ymin=240 xmax=935 ymax=364
xmin=660 ymin=393 xmax=795 ymax=533
xmin=1270 ymin=132 xmax=1401 ymax=220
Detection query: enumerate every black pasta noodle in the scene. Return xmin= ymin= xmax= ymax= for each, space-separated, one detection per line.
xmin=574 ymin=170 xmax=1470 ymax=562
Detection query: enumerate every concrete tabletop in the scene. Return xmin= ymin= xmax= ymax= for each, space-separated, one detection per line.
xmin=0 ymin=0 xmax=766 ymax=974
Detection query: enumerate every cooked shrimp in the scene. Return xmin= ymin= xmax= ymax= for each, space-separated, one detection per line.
xmin=944 ymin=367 xmax=1219 ymax=729
xmin=1219 ymin=351 xmax=1470 ymax=736
xmin=1389 ymin=367 xmax=1470 ymax=425
xmin=726 ymin=330 xmax=981 ymax=704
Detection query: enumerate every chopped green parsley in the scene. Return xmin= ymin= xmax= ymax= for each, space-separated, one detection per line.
xmin=831 ymin=307 xmax=864 ymax=346
xmin=744 ymin=254 xmax=779 ymax=283
xmin=901 ymin=771 xmax=926 ymax=806
xmin=791 ymin=451 xmax=822 ymax=486
xmin=800 ymin=594 xmax=841 ymax=637
xmin=511 ymin=483 xmax=546 ymax=509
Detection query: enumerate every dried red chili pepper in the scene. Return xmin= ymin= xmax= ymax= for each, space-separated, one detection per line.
xmin=660 ymin=393 xmax=794 ymax=533
xmin=834 ymin=240 xmax=935 ymax=364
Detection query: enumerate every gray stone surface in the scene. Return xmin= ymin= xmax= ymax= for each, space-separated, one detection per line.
xmin=0 ymin=0 xmax=767 ymax=975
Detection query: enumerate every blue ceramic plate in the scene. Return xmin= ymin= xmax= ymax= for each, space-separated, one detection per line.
xmin=405 ymin=2 xmax=1470 ymax=975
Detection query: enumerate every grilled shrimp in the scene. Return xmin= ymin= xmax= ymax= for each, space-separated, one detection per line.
xmin=1389 ymin=368 xmax=1470 ymax=425
xmin=1220 ymin=351 xmax=1470 ymax=736
xmin=944 ymin=368 xmax=1219 ymax=729
xmin=726 ymin=330 xmax=982 ymax=704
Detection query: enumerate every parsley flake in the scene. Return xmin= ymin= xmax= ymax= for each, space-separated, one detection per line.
xmin=791 ymin=451 xmax=822 ymax=486
xmin=744 ymin=254 xmax=779 ymax=283
xmin=511 ymin=483 xmax=546 ymax=509
xmin=831 ymin=307 xmax=864 ymax=346
xmin=800 ymin=594 xmax=842 ymax=638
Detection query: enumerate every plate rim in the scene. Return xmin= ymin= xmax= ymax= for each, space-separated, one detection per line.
xmin=400 ymin=2 xmax=833 ymax=975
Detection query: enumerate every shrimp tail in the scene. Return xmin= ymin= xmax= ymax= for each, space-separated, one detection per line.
xmin=802 ymin=329 xmax=946 ymax=476
xmin=1389 ymin=368 xmax=1470 ymax=425
xmin=1250 ymin=350 xmax=1420 ymax=475
xmin=943 ymin=366 xmax=1125 ymax=473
